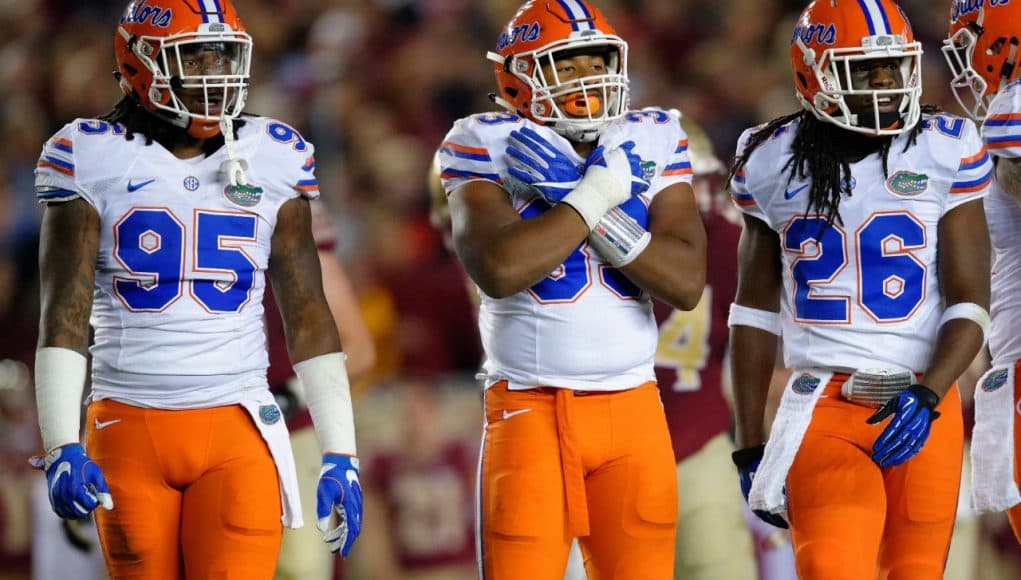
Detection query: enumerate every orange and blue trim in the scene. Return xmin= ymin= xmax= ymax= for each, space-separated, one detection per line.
xmin=51 ymin=138 xmax=73 ymax=154
xmin=295 ymin=178 xmax=319 ymax=193
xmin=663 ymin=161 xmax=693 ymax=176
xmin=949 ymin=169 xmax=993 ymax=194
xmin=985 ymin=113 xmax=1021 ymax=127
xmin=731 ymin=190 xmax=757 ymax=206
xmin=958 ymin=148 xmax=989 ymax=171
xmin=37 ymin=155 xmax=74 ymax=176
xmin=441 ymin=168 xmax=502 ymax=184
xmin=440 ymin=141 xmax=492 ymax=162
xmin=985 ymin=134 xmax=1021 ymax=150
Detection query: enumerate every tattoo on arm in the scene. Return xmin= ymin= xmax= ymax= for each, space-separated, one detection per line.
xmin=268 ymin=197 xmax=341 ymax=358
xmin=38 ymin=199 xmax=100 ymax=352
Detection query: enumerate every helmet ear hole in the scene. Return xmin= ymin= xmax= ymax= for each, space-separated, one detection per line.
xmin=796 ymin=72 xmax=808 ymax=89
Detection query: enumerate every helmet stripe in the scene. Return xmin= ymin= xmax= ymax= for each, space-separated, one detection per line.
xmin=200 ymin=0 xmax=223 ymax=23
xmin=857 ymin=0 xmax=891 ymax=35
xmin=556 ymin=0 xmax=594 ymax=31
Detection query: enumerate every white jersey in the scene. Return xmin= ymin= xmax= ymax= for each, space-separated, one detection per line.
xmin=982 ymin=81 xmax=1021 ymax=365
xmin=34 ymin=116 xmax=319 ymax=408
xmin=732 ymin=113 xmax=991 ymax=373
xmin=439 ymin=110 xmax=693 ymax=391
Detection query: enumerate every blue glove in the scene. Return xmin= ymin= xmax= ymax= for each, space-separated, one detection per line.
xmin=316 ymin=454 xmax=363 ymax=557
xmin=506 ymin=127 xmax=583 ymax=203
xmin=29 ymin=444 xmax=113 ymax=520
xmin=731 ymin=444 xmax=789 ymax=529
xmin=867 ymin=384 xmax=941 ymax=468
xmin=584 ymin=140 xmax=651 ymax=198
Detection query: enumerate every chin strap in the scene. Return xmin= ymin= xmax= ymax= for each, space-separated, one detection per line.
xmin=218 ymin=117 xmax=249 ymax=186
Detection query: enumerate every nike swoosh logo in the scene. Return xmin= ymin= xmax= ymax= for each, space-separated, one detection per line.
xmin=94 ymin=418 xmax=121 ymax=430
xmin=502 ymin=408 xmax=531 ymax=420
xmin=784 ymin=184 xmax=808 ymax=200
xmin=127 ymin=179 xmax=156 ymax=192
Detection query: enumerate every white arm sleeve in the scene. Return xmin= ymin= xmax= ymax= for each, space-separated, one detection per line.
xmin=34 ymin=347 xmax=87 ymax=451
xmin=293 ymin=352 xmax=357 ymax=456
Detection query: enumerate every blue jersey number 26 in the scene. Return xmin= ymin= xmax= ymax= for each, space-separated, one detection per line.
xmin=784 ymin=212 xmax=926 ymax=323
xmin=114 ymin=209 xmax=258 ymax=313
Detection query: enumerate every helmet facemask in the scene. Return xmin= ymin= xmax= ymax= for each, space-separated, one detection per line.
xmin=942 ymin=26 xmax=1001 ymax=122
xmin=119 ymin=23 xmax=252 ymax=137
xmin=491 ymin=33 xmax=629 ymax=143
xmin=796 ymin=35 xmax=922 ymax=136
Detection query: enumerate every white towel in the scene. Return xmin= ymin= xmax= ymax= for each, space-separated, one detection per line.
xmin=750 ymin=369 xmax=833 ymax=516
xmin=971 ymin=364 xmax=1020 ymax=513
xmin=239 ymin=390 xmax=304 ymax=529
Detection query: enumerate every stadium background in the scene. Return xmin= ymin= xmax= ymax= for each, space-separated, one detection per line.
xmin=0 ymin=0 xmax=1019 ymax=578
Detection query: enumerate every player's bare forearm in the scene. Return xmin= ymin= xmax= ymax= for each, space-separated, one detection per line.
xmin=450 ymin=180 xmax=589 ymax=298
xmin=269 ymin=197 xmax=342 ymax=363
xmin=921 ymin=198 xmax=990 ymax=397
xmin=996 ymin=157 xmax=1021 ymax=207
xmin=731 ymin=214 xmax=783 ymax=448
xmin=731 ymin=326 xmax=779 ymax=448
xmin=617 ymin=184 xmax=706 ymax=309
xmin=38 ymin=199 xmax=99 ymax=354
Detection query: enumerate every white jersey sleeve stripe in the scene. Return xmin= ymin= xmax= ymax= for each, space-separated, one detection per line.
xmin=440 ymin=167 xmax=503 ymax=184
xmin=730 ymin=171 xmax=756 ymax=207
xmin=440 ymin=141 xmax=492 ymax=162
xmin=661 ymin=138 xmax=693 ymax=181
xmin=985 ymin=113 xmax=1021 ymax=127
xmin=51 ymin=138 xmax=73 ymax=154
xmin=985 ymin=134 xmax=1021 ymax=152
xmin=37 ymin=156 xmax=74 ymax=176
xmin=950 ymin=144 xmax=994 ymax=194
xmin=36 ymin=188 xmax=79 ymax=202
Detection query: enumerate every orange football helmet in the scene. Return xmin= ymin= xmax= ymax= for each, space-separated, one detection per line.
xmin=942 ymin=1 xmax=1021 ymax=121
xmin=114 ymin=0 xmax=252 ymax=138
xmin=487 ymin=0 xmax=629 ymax=143
xmin=790 ymin=0 xmax=922 ymax=136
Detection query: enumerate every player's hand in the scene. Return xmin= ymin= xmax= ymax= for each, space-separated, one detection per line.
xmin=732 ymin=444 xmax=789 ymax=529
xmin=867 ymin=384 xmax=941 ymax=468
xmin=506 ymin=127 xmax=582 ymax=203
xmin=29 ymin=444 xmax=113 ymax=520
xmin=316 ymin=454 xmax=363 ymax=557
xmin=584 ymin=141 xmax=651 ymax=199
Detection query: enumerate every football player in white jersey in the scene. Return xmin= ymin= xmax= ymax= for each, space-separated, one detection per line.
xmin=728 ymin=1 xmax=991 ymax=579
xmin=943 ymin=0 xmax=1021 ymax=543
xmin=438 ymin=1 xmax=707 ymax=578
xmin=31 ymin=1 xmax=361 ymax=577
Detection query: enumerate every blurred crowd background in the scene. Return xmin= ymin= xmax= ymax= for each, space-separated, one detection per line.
xmin=1 ymin=0 xmax=1020 ymax=578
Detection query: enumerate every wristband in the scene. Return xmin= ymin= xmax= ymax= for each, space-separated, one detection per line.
xmin=588 ymin=206 xmax=652 ymax=267
xmin=938 ymin=302 xmax=990 ymax=344
xmin=728 ymin=303 xmax=782 ymax=336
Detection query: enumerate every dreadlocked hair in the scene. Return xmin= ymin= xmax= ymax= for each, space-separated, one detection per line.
xmin=727 ymin=104 xmax=941 ymax=227
xmin=98 ymin=95 xmax=244 ymax=157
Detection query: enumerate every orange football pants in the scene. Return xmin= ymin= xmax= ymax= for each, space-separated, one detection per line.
xmin=85 ymin=399 xmax=283 ymax=579
xmin=786 ymin=376 xmax=963 ymax=580
xmin=478 ymin=381 xmax=677 ymax=580
xmin=1002 ymin=360 xmax=1021 ymax=543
